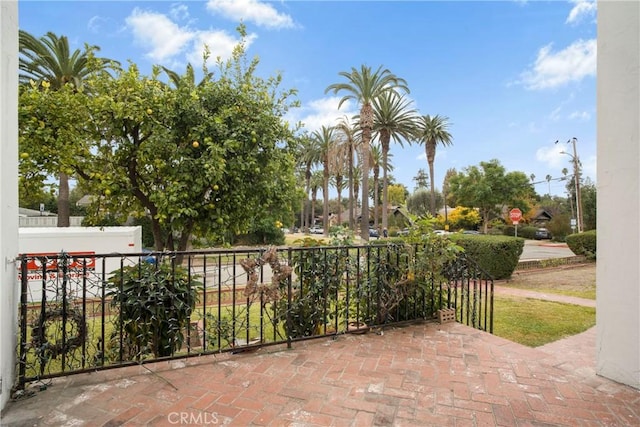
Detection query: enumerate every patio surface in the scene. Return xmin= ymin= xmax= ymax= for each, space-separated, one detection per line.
xmin=2 ymin=287 xmax=638 ymax=426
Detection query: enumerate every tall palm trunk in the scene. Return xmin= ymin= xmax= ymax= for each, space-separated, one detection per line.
xmin=348 ymin=147 xmax=354 ymax=230
xmin=360 ymin=105 xmax=373 ymax=240
xmin=57 ymin=172 xmax=70 ymax=227
xmin=427 ymin=141 xmax=437 ymax=216
xmin=380 ymin=130 xmax=390 ymax=231
xmin=323 ymin=158 xmax=329 ymax=236
xmin=373 ymin=168 xmax=380 ymax=232
xmin=336 ymin=175 xmax=343 ymax=226
xmin=304 ymin=168 xmax=311 ymax=232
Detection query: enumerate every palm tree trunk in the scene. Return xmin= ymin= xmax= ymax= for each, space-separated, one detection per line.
xmin=323 ymin=162 xmax=329 ymax=236
xmin=381 ymin=135 xmax=390 ymax=231
xmin=348 ymin=147 xmax=354 ymax=230
xmin=336 ymin=177 xmax=343 ymax=226
xmin=373 ymin=171 xmax=379 ymax=232
xmin=57 ymin=171 xmax=70 ymax=227
xmin=427 ymin=142 xmax=437 ymax=216
xmin=361 ymin=136 xmax=370 ymax=240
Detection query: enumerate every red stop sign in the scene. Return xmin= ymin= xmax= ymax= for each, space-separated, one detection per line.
xmin=509 ymin=208 xmax=522 ymax=223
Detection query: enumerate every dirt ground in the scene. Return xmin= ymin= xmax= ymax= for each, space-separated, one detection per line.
xmin=506 ymin=263 xmax=596 ymax=293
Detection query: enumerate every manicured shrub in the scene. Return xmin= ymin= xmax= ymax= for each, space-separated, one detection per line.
xmin=502 ymin=225 xmax=537 ymax=239
xmin=449 ymin=234 xmax=524 ymax=280
xmin=566 ymin=230 xmax=596 ymax=259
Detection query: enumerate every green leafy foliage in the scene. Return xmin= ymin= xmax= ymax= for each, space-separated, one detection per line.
xmin=449 ymin=234 xmax=524 ymax=279
xmin=502 ymin=225 xmax=538 ymax=239
xmin=107 ymin=261 xmax=201 ymax=358
xmin=22 ymin=28 xmax=300 ymax=252
xmin=448 ymin=159 xmax=535 ymax=233
xmin=546 ymin=212 xmax=572 ymax=242
xmin=566 ymin=230 xmax=597 ymax=259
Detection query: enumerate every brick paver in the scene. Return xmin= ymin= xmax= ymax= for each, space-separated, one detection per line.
xmin=2 ymin=319 xmax=639 ymax=426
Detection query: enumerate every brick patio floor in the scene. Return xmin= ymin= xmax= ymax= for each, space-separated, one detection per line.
xmin=2 ymin=319 xmax=639 ymax=426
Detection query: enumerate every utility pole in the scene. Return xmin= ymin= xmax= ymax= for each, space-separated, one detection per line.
xmin=556 ymin=138 xmax=583 ymax=233
xmin=570 ymin=137 xmax=584 ymax=233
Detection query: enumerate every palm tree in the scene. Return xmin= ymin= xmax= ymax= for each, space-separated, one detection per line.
xmin=312 ymin=126 xmax=336 ymax=235
xmin=372 ymin=90 xmax=416 ymax=231
xmin=415 ymin=114 xmax=453 ymax=216
xmin=309 ymin=170 xmax=323 ymax=229
xmin=326 ymin=65 xmax=409 ymax=239
xmin=369 ymin=144 xmax=383 ymax=231
xmin=162 ymin=63 xmax=213 ymax=89
xmin=545 ymin=174 xmax=552 ymax=195
xmin=329 ymin=142 xmax=348 ymax=226
xmin=296 ymin=132 xmax=320 ymax=232
xmin=335 ymin=116 xmax=359 ymax=231
xmin=19 ymin=30 xmax=117 ymax=227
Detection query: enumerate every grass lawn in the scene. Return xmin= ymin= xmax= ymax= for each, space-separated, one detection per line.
xmin=504 ymin=264 xmax=596 ymax=300
xmin=492 ymin=264 xmax=597 ymax=347
xmin=493 ymin=296 xmax=595 ymax=347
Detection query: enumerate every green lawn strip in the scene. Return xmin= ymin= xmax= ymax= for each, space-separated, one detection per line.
xmin=493 ymin=295 xmax=595 ymax=347
xmin=500 ymin=284 xmax=595 ymax=300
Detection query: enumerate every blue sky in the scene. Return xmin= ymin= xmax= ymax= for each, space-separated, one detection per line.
xmin=19 ymin=0 xmax=597 ymax=198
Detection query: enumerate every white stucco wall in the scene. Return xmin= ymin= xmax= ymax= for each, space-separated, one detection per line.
xmin=0 ymin=0 xmax=19 ymax=411
xmin=596 ymin=0 xmax=640 ymax=389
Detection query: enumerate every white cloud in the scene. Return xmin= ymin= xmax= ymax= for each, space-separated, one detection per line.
xmin=206 ymin=0 xmax=296 ymax=29
xmin=287 ymin=97 xmax=357 ymax=133
xmin=536 ymin=142 xmax=569 ymax=170
xmin=170 ymin=4 xmax=190 ymax=21
xmin=126 ymin=8 xmax=253 ymax=68
xmin=187 ymin=30 xmax=255 ymax=66
xmin=126 ymin=8 xmax=194 ymax=62
xmin=549 ymin=106 xmax=562 ymax=122
xmin=568 ymin=110 xmax=591 ymax=121
xmin=566 ymin=0 xmax=597 ymax=25
xmin=88 ymin=16 xmax=108 ymax=34
xmin=519 ymin=39 xmax=596 ymax=90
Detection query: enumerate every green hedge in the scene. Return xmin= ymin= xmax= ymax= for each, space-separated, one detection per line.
xmin=502 ymin=225 xmax=538 ymax=239
xmin=565 ymin=230 xmax=596 ymax=259
xmin=449 ymin=234 xmax=525 ymax=280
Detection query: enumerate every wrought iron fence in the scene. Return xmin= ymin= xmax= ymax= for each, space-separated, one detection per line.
xmin=15 ymin=244 xmax=493 ymax=389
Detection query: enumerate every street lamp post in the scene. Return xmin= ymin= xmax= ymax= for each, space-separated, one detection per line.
xmin=557 ymin=138 xmax=583 ymax=233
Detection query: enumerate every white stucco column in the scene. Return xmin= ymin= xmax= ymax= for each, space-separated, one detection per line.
xmin=596 ymin=0 xmax=640 ymax=389
xmin=0 ymin=0 xmax=19 ymax=411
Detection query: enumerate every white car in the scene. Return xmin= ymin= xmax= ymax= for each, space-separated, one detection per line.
xmin=309 ymin=226 xmax=324 ymax=234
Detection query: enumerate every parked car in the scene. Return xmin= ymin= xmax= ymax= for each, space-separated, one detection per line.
xmin=535 ymin=228 xmax=552 ymax=240
xmin=462 ymin=230 xmax=480 ymax=235
xmin=369 ymin=228 xmax=379 ymax=238
xmin=433 ymin=230 xmax=450 ymax=235
xmin=309 ymin=226 xmax=324 ymax=234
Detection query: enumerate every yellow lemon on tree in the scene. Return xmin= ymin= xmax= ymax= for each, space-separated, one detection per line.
xmin=192 ymin=141 xmax=199 ymax=148
xmin=20 ymin=152 xmax=29 ymax=159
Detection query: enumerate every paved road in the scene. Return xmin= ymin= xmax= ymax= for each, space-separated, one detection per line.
xmin=519 ymin=239 xmax=576 ymax=261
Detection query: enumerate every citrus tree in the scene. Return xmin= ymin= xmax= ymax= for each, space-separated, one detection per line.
xmin=81 ymin=30 xmax=298 ymax=251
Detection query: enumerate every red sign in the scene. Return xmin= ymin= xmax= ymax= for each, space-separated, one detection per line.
xmin=21 ymin=252 xmax=96 ymax=272
xmin=509 ymin=208 xmax=522 ymax=224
